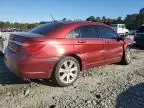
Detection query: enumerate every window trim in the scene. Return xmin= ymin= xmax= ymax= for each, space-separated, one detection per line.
xmin=66 ymin=25 xmax=119 ymax=40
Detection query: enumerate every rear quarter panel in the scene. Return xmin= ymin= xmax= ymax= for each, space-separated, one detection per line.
xmin=31 ymin=39 xmax=75 ymax=58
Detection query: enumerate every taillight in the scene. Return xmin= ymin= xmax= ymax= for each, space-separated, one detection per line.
xmin=22 ymin=41 xmax=46 ymax=52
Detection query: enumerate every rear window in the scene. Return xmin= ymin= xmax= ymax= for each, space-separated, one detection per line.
xmin=29 ymin=22 xmax=64 ymax=35
xmin=137 ymin=26 xmax=144 ymax=33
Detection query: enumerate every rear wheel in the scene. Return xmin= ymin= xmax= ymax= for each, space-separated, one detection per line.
xmin=53 ymin=56 xmax=80 ymax=87
xmin=121 ymin=47 xmax=131 ymax=65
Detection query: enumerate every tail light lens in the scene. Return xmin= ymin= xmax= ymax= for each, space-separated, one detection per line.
xmin=22 ymin=41 xmax=46 ymax=52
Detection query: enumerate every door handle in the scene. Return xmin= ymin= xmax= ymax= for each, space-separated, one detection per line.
xmin=78 ymin=40 xmax=86 ymax=43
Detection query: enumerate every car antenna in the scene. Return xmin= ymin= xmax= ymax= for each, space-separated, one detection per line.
xmin=49 ymin=14 xmax=56 ymax=22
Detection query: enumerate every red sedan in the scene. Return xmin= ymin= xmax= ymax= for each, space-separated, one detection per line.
xmin=4 ymin=21 xmax=133 ymax=86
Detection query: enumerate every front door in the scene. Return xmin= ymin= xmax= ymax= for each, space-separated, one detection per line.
xmin=67 ymin=25 xmax=105 ymax=68
xmin=98 ymin=26 xmax=123 ymax=63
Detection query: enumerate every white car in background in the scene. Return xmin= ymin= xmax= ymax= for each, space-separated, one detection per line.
xmin=0 ymin=32 xmax=9 ymax=54
xmin=111 ymin=24 xmax=129 ymax=36
xmin=0 ymin=31 xmax=4 ymax=54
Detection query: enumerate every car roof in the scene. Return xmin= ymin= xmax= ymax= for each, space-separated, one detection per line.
xmin=58 ymin=20 xmax=112 ymax=29
xmin=46 ymin=20 xmax=110 ymax=28
xmin=58 ymin=20 xmax=102 ymax=25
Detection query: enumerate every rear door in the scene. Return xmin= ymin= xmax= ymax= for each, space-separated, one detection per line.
xmin=98 ymin=26 xmax=124 ymax=63
xmin=66 ymin=25 xmax=105 ymax=68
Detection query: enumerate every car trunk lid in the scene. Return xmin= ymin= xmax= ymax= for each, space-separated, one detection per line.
xmin=8 ymin=32 xmax=46 ymax=53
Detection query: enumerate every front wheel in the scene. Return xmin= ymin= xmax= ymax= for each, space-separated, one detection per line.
xmin=53 ymin=56 xmax=80 ymax=87
xmin=121 ymin=47 xmax=131 ymax=65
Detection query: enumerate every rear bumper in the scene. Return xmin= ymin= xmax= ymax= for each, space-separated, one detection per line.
xmin=4 ymin=49 xmax=57 ymax=79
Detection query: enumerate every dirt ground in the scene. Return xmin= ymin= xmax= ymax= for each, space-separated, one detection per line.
xmin=0 ymin=47 xmax=144 ymax=108
xmin=0 ymin=33 xmax=144 ymax=108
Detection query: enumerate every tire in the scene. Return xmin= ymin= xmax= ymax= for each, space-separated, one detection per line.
xmin=121 ymin=47 xmax=131 ymax=65
xmin=52 ymin=56 xmax=80 ymax=87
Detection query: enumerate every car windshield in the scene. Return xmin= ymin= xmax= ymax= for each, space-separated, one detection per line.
xmin=137 ymin=26 xmax=144 ymax=33
xmin=30 ymin=22 xmax=64 ymax=35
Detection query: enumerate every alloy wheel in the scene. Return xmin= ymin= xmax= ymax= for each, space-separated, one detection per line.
xmin=58 ymin=60 xmax=78 ymax=84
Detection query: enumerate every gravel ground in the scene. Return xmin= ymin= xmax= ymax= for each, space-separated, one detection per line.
xmin=0 ymin=33 xmax=144 ymax=108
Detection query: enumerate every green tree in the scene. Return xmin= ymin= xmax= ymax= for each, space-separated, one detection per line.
xmin=39 ymin=21 xmax=48 ymax=24
xmin=116 ymin=17 xmax=124 ymax=23
xmin=4 ymin=21 xmax=11 ymax=28
xmin=124 ymin=14 xmax=138 ymax=30
xmin=139 ymin=8 xmax=144 ymax=14
xmin=136 ymin=8 xmax=144 ymax=27
xmin=62 ymin=18 xmax=67 ymax=21
xmin=86 ymin=16 xmax=96 ymax=22
xmin=95 ymin=17 xmax=101 ymax=23
xmin=102 ymin=16 xmax=106 ymax=23
xmin=0 ymin=22 xmax=4 ymax=28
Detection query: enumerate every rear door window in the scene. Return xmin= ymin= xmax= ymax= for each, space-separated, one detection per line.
xmin=80 ymin=26 xmax=99 ymax=38
xmin=66 ymin=25 xmax=99 ymax=38
xmin=66 ymin=29 xmax=81 ymax=38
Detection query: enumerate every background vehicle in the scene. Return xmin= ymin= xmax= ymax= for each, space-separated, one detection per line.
xmin=111 ymin=24 xmax=129 ymax=36
xmin=4 ymin=21 xmax=133 ymax=87
xmin=0 ymin=31 xmax=4 ymax=54
xmin=134 ymin=25 xmax=144 ymax=47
